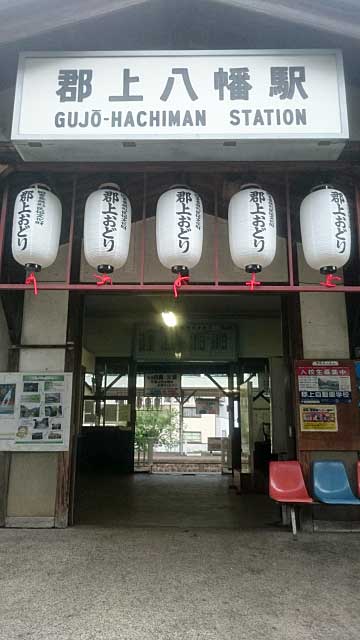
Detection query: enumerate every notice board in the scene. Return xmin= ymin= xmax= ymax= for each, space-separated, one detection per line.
xmin=294 ymin=360 xmax=360 ymax=451
xmin=0 ymin=372 xmax=73 ymax=451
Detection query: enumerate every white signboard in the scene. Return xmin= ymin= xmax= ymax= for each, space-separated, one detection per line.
xmin=144 ymin=374 xmax=181 ymax=397
xmin=0 ymin=373 xmax=72 ymax=451
xmin=11 ymin=50 xmax=348 ymax=161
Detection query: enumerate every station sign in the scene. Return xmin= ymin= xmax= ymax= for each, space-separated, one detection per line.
xmin=136 ymin=322 xmax=237 ymax=362
xmin=11 ymin=50 xmax=348 ymax=161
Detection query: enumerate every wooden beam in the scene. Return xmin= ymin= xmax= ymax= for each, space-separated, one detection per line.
xmin=0 ymin=0 xmax=148 ymax=45
xmin=0 ymin=452 xmax=11 ymax=527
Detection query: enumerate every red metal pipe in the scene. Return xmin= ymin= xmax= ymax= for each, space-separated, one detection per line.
xmin=140 ymin=173 xmax=147 ymax=286
xmin=285 ymin=173 xmax=295 ymax=287
xmin=1 ymin=283 xmax=360 ymax=293
xmin=66 ymin=176 xmax=77 ymax=283
xmin=214 ymin=176 xmax=219 ymax=286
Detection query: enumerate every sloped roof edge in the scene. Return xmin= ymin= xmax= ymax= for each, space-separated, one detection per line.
xmin=0 ymin=0 xmax=360 ymax=47
xmin=216 ymin=0 xmax=360 ymax=41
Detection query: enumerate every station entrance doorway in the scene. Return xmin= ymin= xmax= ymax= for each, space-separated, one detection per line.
xmin=74 ymin=293 xmax=293 ymax=527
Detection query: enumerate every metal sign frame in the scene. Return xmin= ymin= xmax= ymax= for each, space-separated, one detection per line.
xmin=11 ymin=49 xmax=348 ymax=143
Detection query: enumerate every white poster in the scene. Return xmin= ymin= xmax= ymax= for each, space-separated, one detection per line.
xmin=144 ymin=373 xmax=181 ymax=397
xmin=0 ymin=373 xmax=72 ymax=451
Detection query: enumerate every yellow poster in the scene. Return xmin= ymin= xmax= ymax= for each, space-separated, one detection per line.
xmin=300 ymin=404 xmax=338 ymax=432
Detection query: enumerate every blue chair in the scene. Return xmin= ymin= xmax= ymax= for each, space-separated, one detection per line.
xmin=312 ymin=460 xmax=360 ymax=505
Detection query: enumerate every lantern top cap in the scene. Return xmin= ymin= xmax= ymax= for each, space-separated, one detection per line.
xmin=29 ymin=183 xmax=51 ymax=192
xmin=310 ymin=184 xmax=336 ymax=193
xmin=167 ymin=184 xmax=193 ymax=191
xmin=239 ymin=183 xmax=263 ymax=191
xmin=97 ymin=183 xmax=121 ymax=191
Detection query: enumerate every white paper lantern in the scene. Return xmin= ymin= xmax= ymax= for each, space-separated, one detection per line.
xmin=228 ymin=185 xmax=277 ymax=273
xmin=84 ymin=183 xmax=131 ymax=273
xmin=156 ymin=186 xmax=203 ymax=275
xmin=12 ymin=184 xmax=62 ymax=272
xmin=300 ymin=185 xmax=351 ymax=274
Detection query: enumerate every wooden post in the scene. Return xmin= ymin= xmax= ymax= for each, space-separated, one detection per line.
xmin=55 ymin=293 xmax=84 ymax=527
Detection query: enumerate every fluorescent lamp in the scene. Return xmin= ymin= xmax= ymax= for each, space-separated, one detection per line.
xmin=161 ymin=311 xmax=177 ymax=327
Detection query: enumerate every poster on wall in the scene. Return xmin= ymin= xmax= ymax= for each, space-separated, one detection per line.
xmin=0 ymin=384 xmax=16 ymax=415
xmin=195 ymin=398 xmax=219 ymax=415
xmin=355 ymin=362 xmax=360 ymax=407
xmin=296 ymin=364 xmax=351 ymax=404
xmin=144 ymin=374 xmax=181 ymax=397
xmin=0 ymin=373 xmax=72 ymax=451
xmin=300 ymin=404 xmax=338 ymax=432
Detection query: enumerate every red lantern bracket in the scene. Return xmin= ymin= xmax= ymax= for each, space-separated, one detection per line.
xmin=173 ymin=274 xmax=189 ymax=298
xmin=245 ymin=272 xmax=261 ymax=291
xmin=25 ymin=272 xmax=38 ymax=296
xmin=320 ymin=274 xmax=342 ymax=288
xmin=94 ymin=273 xmax=113 ymax=286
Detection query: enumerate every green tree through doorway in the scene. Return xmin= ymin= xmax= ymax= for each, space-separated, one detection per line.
xmin=135 ymin=409 xmax=178 ymax=453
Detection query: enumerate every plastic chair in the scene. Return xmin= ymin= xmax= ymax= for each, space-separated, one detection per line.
xmin=312 ymin=460 xmax=360 ymax=505
xmin=269 ymin=461 xmax=313 ymax=537
xmin=357 ymin=461 xmax=360 ymax=498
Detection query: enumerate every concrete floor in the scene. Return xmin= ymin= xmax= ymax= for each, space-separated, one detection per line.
xmin=1 ymin=474 xmax=360 ymax=640
xmin=75 ymin=472 xmax=277 ymax=528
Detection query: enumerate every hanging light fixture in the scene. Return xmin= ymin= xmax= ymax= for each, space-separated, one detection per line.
xmin=12 ymin=183 xmax=62 ymax=295
xmin=228 ymin=184 xmax=277 ymax=289
xmin=161 ymin=311 xmax=177 ymax=327
xmin=300 ymin=185 xmax=351 ymax=287
xmin=156 ymin=186 xmax=203 ymax=297
xmin=84 ymin=183 xmax=131 ymax=285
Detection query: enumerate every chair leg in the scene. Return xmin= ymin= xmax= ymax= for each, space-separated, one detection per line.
xmin=281 ymin=504 xmax=288 ymax=525
xmin=290 ymin=506 xmax=297 ymax=539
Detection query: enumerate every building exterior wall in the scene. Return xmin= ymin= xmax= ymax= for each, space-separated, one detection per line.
xmin=5 ymin=291 xmax=69 ymax=527
xmin=298 ymin=244 xmax=350 ymax=358
xmin=0 ymin=16 xmax=359 ymax=527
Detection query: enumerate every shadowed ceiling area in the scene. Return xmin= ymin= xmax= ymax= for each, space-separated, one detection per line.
xmin=84 ymin=293 xmax=282 ymax=318
xmin=1 ymin=0 xmax=360 ymax=91
xmin=1 ymin=0 xmax=360 ymax=47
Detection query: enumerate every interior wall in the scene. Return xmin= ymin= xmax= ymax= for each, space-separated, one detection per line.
xmin=83 ymin=315 xmax=283 ymax=358
xmin=82 ymin=348 xmax=95 ymax=372
xmin=36 ymin=214 xmax=289 ymax=286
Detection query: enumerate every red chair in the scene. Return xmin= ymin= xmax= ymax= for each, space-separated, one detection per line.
xmin=357 ymin=461 xmax=360 ymax=498
xmin=269 ymin=461 xmax=314 ymax=538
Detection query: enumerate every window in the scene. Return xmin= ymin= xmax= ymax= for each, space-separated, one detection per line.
xmin=183 ymin=431 xmax=202 ymax=443
xmin=83 ymin=399 xmax=96 ymax=425
xmin=183 ymin=406 xmax=199 ymax=418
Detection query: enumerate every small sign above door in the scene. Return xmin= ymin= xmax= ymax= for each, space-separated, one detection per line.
xmin=136 ymin=322 xmax=237 ymax=362
xmin=144 ymin=373 xmax=181 ymax=397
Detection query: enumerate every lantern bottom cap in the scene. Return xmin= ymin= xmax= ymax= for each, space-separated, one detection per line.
xmin=97 ymin=265 xmax=114 ymax=274
xmin=320 ymin=266 xmax=337 ymax=274
xmin=25 ymin=263 xmax=42 ymax=273
xmin=171 ymin=266 xmax=189 ymax=277
xmin=245 ymin=264 xmax=262 ymax=274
